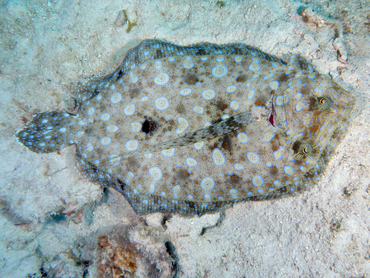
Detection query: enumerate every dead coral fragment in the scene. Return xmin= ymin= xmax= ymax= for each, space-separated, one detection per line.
xmin=92 ymin=226 xmax=173 ymax=277
xmin=97 ymin=235 xmax=138 ymax=278
xmin=330 ymin=218 xmax=344 ymax=232
xmin=114 ymin=10 xmax=127 ymax=27
xmin=298 ymin=6 xmax=336 ymax=29
xmin=114 ymin=9 xmax=137 ymax=33
xmin=216 ymin=1 xmax=226 ymax=8
xmin=333 ymin=37 xmax=349 ymax=64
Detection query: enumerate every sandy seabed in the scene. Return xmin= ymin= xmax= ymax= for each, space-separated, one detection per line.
xmin=1 ymin=0 xmax=370 ymax=277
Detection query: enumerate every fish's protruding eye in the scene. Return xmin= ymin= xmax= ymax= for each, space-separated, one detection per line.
xmin=292 ymin=139 xmax=313 ymax=159
xmin=309 ymin=96 xmax=331 ymax=112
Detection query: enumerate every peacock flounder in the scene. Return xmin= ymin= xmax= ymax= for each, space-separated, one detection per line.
xmin=16 ymin=39 xmax=353 ymax=216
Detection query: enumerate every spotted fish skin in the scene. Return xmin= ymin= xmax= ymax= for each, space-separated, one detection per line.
xmin=16 ymin=39 xmax=353 ymax=216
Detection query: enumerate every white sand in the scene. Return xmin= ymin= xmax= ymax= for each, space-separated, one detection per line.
xmin=1 ymin=0 xmax=369 ymax=277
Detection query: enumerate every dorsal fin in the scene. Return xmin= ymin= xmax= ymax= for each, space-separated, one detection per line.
xmin=76 ymin=39 xmax=288 ymax=104
xmin=289 ymin=54 xmax=315 ymax=72
xmin=110 ymin=39 xmax=286 ymax=81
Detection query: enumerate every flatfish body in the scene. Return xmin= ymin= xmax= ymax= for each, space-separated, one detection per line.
xmin=16 ymin=40 xmax=353 ymax=216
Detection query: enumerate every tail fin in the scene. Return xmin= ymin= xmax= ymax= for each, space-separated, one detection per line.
xmin=15 ymin=111 xmax=75 ymax=153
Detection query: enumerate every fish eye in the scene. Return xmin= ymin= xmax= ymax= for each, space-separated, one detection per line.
xmin=309 ymin=96 xmax=331 ymax=112
xmin=316 ymin=96 xmax=331 ymax=111
xmin=292 ymin=139 xmax=313 ymax=159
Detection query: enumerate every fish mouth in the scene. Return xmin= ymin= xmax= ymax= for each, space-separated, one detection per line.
xmin=65 ymin=96 xmax=80 ymax=115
